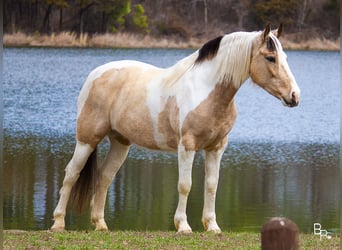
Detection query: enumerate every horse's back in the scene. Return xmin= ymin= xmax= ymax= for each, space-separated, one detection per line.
xmin=78 ymin=60 xmax=160 ymax=112
xmin=76 ymin=59 xmax=165 ymax=148
xmin=84 ymin=60 xmax=160 ymax=91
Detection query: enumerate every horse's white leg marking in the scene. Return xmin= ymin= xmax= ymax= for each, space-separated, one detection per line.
xmin=51 ymin=141 xmax=94 ymax=231
xmin=174 ymin=144 xmax=195 ymax=234
xmin=202 ymin=145 xmax=226 ymax=233
xmin=91 ymin=138 xmax=130 ymax=231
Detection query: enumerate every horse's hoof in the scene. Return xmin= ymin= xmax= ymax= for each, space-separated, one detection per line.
xmin=207 ymin=228 xmax=222 ymax=234
xmin=94 ymin=223 xmax=109 ymax=231
xmin=93 ymin=218 xmax=109 ymax=231
xmin=203 ymin=219 xmax=221 ymax=234
xmin=176 ymin=229 xmax=193 ymax=235
xmin=50 ymin=227 xmax=65 ymax=232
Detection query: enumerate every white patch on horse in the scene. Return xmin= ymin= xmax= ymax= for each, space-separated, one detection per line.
xmin=146 ymin=52 xmax=217 ymax=150
xmin=145 ymin=80 xmax=170 ymax=150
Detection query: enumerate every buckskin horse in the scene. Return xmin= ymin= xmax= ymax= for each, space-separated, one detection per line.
xmin=51 ymin=24 xmax=300 ymax=233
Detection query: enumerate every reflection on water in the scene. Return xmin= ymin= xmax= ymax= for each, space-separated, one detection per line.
xmin=3 ymin=48 xmax=340 ymax=233
xmin=4 ymin=135 xmax=339 ymax=233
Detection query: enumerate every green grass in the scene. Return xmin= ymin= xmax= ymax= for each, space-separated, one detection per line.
xmin=3 ymin=230 xmax=340 ymax=249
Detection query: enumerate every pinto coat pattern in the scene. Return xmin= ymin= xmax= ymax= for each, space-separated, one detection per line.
xmin=51 ymin=25 xmax=300 ymax=233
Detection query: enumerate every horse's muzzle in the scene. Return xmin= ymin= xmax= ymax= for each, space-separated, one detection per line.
xmin=281 ymin=91 xmax=299 ymax=107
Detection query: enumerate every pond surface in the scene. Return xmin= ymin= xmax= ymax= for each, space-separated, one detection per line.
xmin=3 ymin=48 xmax=340 ymax=233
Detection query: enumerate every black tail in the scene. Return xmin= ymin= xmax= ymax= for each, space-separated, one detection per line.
xmin=69 ymin=147 xmax=98 ymax=213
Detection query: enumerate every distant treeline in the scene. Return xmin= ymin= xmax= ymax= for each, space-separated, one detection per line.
xmin=4 ymin=0 xmax=340 ymax=39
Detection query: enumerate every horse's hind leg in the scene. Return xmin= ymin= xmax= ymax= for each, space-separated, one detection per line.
xmin=91 ymin=136 xmax=130 ymax=231
xmin=51 ymin=141 xmax=94 ymax=231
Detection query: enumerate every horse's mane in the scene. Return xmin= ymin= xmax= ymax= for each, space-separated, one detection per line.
xmin=195 ymin=31 xmax=259 ymax=88
xmin=163 ymin=31 xmax=259 ymax=88
xmin=195 ymin=36 xmax=224 ymax=64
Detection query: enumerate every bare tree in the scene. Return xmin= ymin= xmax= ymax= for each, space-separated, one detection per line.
xmin=297 ymin=0 xmax=310 ymax=32
xmin=232 ymin=0 xmax=250 ymax=30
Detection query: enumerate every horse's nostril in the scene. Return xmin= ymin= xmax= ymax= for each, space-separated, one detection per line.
xmin=290 ymin=93 xmax=299 ymax=107
xmin=291 ymin=91 xmax=299 ymax=104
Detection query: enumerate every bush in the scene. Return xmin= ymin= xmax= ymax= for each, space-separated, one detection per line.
xmin=132 ymin=4 xmax=149 ymax=33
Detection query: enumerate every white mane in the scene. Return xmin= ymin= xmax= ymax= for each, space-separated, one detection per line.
xmin=214 ymin=31 xmax=259 ymax=88
xmin=163 ymin=31 xmax=260 ymax=88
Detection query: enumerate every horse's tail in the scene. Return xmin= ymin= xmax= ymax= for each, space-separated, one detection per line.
xmin=69 ymin=147 xmax=98 ymax=213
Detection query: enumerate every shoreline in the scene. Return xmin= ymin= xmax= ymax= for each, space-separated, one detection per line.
xmin=4 ymin=32 xmax=340 ymax=51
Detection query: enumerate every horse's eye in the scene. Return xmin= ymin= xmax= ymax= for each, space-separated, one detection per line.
xmin=266 ymin=56 xmax=276 ymax=63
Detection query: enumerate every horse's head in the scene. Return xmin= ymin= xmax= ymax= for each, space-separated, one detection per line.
xmin=250 ymin=24 xmax=300 ymax=107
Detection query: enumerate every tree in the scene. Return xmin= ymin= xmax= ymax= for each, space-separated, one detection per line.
xmin=2 ymin=0 xmax=340 ymax=39
xmin=55 ymin=0 xmax=69 ymax=31
xmin=41 ymin=0 xmax=53 ymax=33
xmin=297 ymin=0 xmax=310 ymax=32
xmin=75 ymin=0 xmax=96 ymax=34
xmin=253 ymin=0 xmax=301 ymax=30
xmin=97 ymin=0 xmax=131 ymax=32
xmin=232 ymin=0 xmax=251 ymax=30
xmin=40 ymin=0 xmax=69 ymax=33
xmin=132 ymin=4 xmax=149 ymax=33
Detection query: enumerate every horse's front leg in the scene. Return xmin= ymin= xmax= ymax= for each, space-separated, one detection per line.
xmin=174 ymin=144 xmax=195 ymax=234
xmin=202 ymin=145 xmax=226 ymax=233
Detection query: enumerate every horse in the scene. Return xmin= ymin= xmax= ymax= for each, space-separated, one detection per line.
xmin=51 ymin=24 xmax=300 ymax=234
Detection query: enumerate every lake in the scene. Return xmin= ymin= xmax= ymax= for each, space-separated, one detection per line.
xmin=3 ymin=48 xmax=340 ymax=233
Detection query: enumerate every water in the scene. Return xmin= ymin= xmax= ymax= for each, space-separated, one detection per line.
xmin=3 ymin=48 xmax=340 ymax=233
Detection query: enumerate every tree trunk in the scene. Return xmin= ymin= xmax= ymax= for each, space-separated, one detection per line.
xmin=203 ymin=0 xmax=208 ymax=28
xmin=79 ymin=3 xmax=95 ymax=35
xmin=80 ymin=10 xmax=84 ymax=35
xmin=42 ymin=4 xmax=53 ymax=33
xmin=297 ymin=0 xmax=309 ymax=32
xmin=11 ymin=9 xmax=16 ymax=33
xmin=101 ymin=11 xmax=107 ymax=33
xmin=59 ymin=8 xmax=63 ymax=31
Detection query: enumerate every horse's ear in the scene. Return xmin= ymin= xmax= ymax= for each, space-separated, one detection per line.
xmin=263 ymin=23 xmax=271 ymax=42
xmin=275 ymin=23 xmax=283 ymax=38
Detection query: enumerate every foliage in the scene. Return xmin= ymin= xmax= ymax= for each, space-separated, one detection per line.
xmin=103 ymin=0 xmax=131 ymax=32
xmin=322 ymin=0 xmax=340 ymax=23
xmin=42 ymin=0 xmax=68 ymax=8
xmin=323 ymin=0 xmax=340 ymax=11
xmin=253 ymin=0 xmax=301 ymax=27
xmin=3 ymin=0 xmax=340 ymax=38
xmin=132 ymin=4 xmax=149 ymax=33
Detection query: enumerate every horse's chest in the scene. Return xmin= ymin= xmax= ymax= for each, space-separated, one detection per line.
xmin=154 ymin=84 xmax=238 ymax=151
xmin=180 ymin=99 xmax=237 ymax=151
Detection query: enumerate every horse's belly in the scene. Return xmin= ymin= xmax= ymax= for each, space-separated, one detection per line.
xmin=113 ymin=119 xmax=178 ymax=151
xmin=111 ymin=99 xmax=179 ymax=151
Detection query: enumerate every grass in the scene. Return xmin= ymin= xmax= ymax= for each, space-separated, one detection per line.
xmin=3 ymin=230 xmax=340 ymax=250
xmin=3 ymin=32 xmax=202 ymax=49
xmin=3 ymin=31 xmax=340 ymax=50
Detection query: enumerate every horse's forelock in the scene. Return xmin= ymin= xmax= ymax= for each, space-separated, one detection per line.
xmin=266 ymin=37 xmax=276 ymax=51
xmin=268 ymin=33 xmax=283 ymax=52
